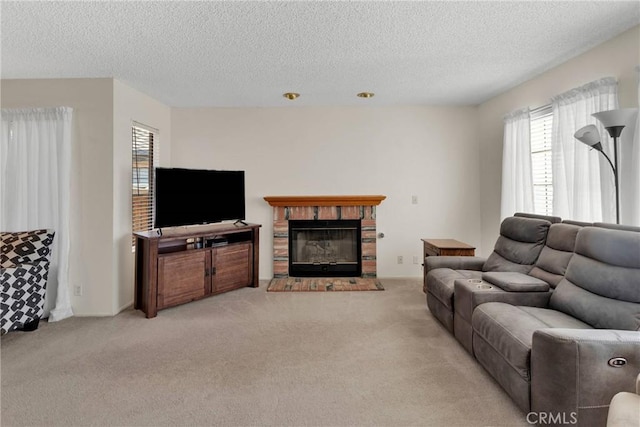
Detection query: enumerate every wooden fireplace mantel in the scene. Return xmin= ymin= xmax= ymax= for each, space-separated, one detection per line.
xmin=263 ymin=195 xmax=386 ymax=207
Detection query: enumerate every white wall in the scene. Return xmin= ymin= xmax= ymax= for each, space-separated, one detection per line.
xmin=478 ymin=25 xmax=640 ymax=256
xmin=1 ymin=78 xmax=172 ymax=316
xmin=1 ymin=78 xmax=115 ymax=315
xmin=171 ymin=106 xmax=481 ymax=279
xmin=113 ymin=79 xmax=171 ymax=313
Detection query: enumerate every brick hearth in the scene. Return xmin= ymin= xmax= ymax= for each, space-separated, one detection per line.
xmin=264 ymin=195 xmax=386 ymax=278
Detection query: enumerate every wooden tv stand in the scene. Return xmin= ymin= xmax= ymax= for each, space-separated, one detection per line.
xmin=134 ymin=222 xmax=261 ymax=318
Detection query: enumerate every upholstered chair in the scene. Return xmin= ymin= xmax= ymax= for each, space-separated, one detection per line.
xmin=607 ymin=374 xmax=640 ymax=427
xmin=1 ymin=229 xmax=55 ymax=334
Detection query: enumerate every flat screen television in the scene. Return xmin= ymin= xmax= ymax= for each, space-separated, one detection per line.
xmin=154 ymin=167 xmax=245 ymax=229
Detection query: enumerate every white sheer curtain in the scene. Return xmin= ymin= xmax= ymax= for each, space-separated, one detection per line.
xmin=501 ymin=108 xmax=533 ymax=220
xmin=551 ymin=77 xmax=618 ymax=223
xmin=1 ymin=107 xmax=73 ymax=321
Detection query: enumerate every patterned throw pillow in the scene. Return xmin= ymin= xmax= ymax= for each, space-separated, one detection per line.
xmin=1 ymin=229 xmax=55 ymax=268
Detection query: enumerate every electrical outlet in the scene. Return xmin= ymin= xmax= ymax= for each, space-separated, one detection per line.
xmin=411 ymin=195 xmax=418 ymax=205
xmin=73 ymin=285 xmax=82 ymax=296
xmin=397 ymin=255 xmax=403 ymax=264
xmin=413 ymin=256 xmax=419 ymax=264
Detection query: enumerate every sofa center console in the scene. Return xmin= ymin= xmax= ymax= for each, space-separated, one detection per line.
xmin=481 ymin=272 xmax=550 ymax=292
xmin=453 ymin=277 xmax=552 ymax=354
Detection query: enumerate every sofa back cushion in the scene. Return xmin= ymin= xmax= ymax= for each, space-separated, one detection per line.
xmin=482 ymin=216 xmax=551 ymax=274
xmin=0 ymin=230 xmax=55 ymax=267
xmin=529 ymin=223 xmax=582 ymax=287
xmin=514 ymin=212 xmax=562 ymax=224
xmin=549 ymin=227 xmax=640 ymax=331
xmin=593 ymin=222 xmax=640 ymax=232
xmin=561 ymin=219 xmax=593 ymax=227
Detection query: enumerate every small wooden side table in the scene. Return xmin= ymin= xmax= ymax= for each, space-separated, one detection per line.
xmin=422 ymin=238 xmax=476 ymax=293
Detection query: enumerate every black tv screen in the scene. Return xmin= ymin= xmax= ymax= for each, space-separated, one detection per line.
xmin=154 ymin=167 xmax=245 ymax=228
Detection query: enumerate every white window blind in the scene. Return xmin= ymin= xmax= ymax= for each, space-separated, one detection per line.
xmin=530 ymin=106 xmax=553 ymax=216
xmin=132 ymin=123 xmax=158 ymax=245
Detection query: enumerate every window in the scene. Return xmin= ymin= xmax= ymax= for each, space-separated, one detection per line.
xmin=132 ymin=123 xmax=157 ymax=246
xmin=530 ymin=106 xmax=553 ymax=216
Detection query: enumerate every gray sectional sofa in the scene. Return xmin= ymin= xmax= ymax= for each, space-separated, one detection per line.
xmin=424 ymin=215 xmax=640 ymax=427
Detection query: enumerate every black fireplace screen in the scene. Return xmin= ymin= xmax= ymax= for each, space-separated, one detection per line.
xmin=289 ymin=220 xmax=361 ymax=277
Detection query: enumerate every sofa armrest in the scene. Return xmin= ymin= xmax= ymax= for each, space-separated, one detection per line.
xmin=531 ymin=329 xmax=640 ymax=427
xmin=425 ymin=256 xmax=486 ymax=275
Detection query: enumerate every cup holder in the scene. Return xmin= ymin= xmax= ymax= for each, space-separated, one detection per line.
xmin=467 ymin=279 xmax=492 ymax=290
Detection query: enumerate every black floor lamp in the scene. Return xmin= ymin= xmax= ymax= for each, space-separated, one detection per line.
xmin=574 ymin=108 xmax=638 ymax=224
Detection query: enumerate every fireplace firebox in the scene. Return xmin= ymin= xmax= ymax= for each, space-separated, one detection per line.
xmin=289 ymin=220 xmax=361 ymax=277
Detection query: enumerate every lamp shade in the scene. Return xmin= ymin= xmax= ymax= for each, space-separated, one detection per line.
xmin=574 ymin=124 xmax=602 ymax=150
xmin=592 ymin=108 xmax=638 ymax=128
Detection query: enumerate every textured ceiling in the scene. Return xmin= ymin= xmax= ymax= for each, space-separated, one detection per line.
xmin=2 ymin=1 xmax=639 ymax=108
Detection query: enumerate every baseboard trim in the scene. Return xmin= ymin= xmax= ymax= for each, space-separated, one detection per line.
xmin=117 ymin=300 xmax=134 ymax=314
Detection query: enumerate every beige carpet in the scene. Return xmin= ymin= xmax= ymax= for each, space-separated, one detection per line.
xmin=1 ymin=278 xmax=527 ymax=427
xmin=267 ymin=277 xmax=384 ymax=292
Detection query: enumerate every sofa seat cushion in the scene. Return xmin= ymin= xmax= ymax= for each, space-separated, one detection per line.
xmin=472 ymin=303 xmax=592 ymax=381
xmin=426 ymin=268 xmax=482 ymax=309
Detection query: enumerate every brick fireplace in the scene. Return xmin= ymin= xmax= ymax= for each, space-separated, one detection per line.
xmin=263 ymin=195 xmax=386 ymax=278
